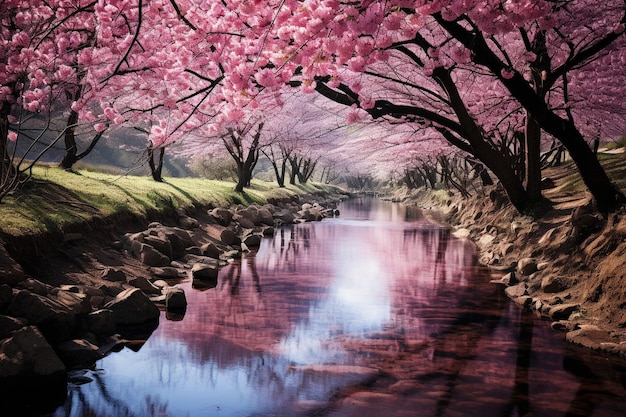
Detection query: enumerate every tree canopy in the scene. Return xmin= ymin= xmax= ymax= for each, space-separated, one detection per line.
xmin=2 ymin=0 xmax=625 ymax=211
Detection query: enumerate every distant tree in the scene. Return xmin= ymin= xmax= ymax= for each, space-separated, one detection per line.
xmin=221 ymin=123 xmax=264 ymax=193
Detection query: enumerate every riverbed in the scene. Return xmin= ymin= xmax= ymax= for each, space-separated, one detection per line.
xmin=51 ymin=198 xmax=626 ymax=417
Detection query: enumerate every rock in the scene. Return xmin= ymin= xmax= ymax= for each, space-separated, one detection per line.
xmin=510 ymin=221 xmax=523 ymax=236
xmin=511 ymin=295 xmax=532 ymax=308
xmin=143 ymin=235 xmax=173 ymax=260
xmin=0 ymin=243 xmax=25 ymax=286
xmin=0 ymin=284 xmax=13 ymax=309
xmin=541 ymin=275 xmax=568 ymax=293
xmin=262 ymin=226 xmax=275 ymax=237
xmin=201 ymin=242 xmax=222 ymax=259
xmin=140 ymin=245 xmax=171 ymax=267
xmin=220 ymin=228 xmax=241 ymax=246
xmin=127 ymin=276 xmax=161 ymax=294
xmin=54 ymin=290 xmax=92 ymax=315
xmin=478 ymin=233 xmax=496 ymax=247
xmin=273 ymin=209 xmax=295 ymax=224
xmin=191 ymin=263 xmax=219 ymax=280
xmin=0 ymin=315 xmax=26 ymax=340
xmin=101 ymin=267 xmax=126 ymax=282
xmin=18 ymin=278 xmax=51 ymax=295
xmin=7 ymin=290 xmax=76 ymax=343
xmin=238 ymin=217 xmax=256 ymax=229
xmin=517 ymin=258 xmax=538 ymax=276
xmin=566 ymin=327 xmax=612 ymax=351
xmin=150 ymin=266 xmax=182 ymax=279
xmin=243 ymin=234 xmax=262 ymax=248
xmin=551 ymin=321 xmax=573 ymax=332
xmin=505 ymin=282 xmax=527 ymax=298
xmin=104 ymin=288 xmax=160 ymax=325
xmin=152 ymin=280 xmax=170 ymax=289
xmin=501 ymin=272 xmax=518 ymax=285
xmin=178 ymin=215 xmax=199 ymax=229
xmin=97 ymin=282 xmax=124 ymax=298
xmin=162 ymin=228 xmax=194 ymax=259
xmin=186 ymin=245 xmax=203 ymax=256
xmin=549 ymin=303 xmax=580 ymax=321
xmin=210 ymin=208 xmax=233 ymax=226
xmin=0 ymin=326 xmax=66 ymax=378
xmin=164 ymin=287 xmax=187 ymax=311
xmin=85 ymin=309 xmax=116 ymax=336
xmin=56 ymin=339 xmax=103 ymax=369
xmin=257 ymin=208 xmax=274 ymax=226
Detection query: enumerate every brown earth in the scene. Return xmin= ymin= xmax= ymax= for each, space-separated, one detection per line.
xmin=397 ymin=164 xmax=626 ymax=356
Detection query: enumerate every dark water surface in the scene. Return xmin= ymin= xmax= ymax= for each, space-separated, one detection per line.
xmin=52 ymin=198 xmax=626 ymax=417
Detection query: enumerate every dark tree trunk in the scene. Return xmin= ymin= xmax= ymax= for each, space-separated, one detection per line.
xmin=0 ymin=107 xmax=15 ymax=184
xmin=436 ymin=15 xmax=624 ymax=212
xmin=148 ymin=146 xmax=165 ymax=182
xmin=525 ymin=115 xmax=542 ymax=202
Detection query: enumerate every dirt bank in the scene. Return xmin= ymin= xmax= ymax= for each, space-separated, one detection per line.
xmin=393 ymin=164 xmax=626 ymax=357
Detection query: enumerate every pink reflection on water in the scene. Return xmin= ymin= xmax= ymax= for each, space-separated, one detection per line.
xmin=56 ymin=198 xmax=626 ymax=417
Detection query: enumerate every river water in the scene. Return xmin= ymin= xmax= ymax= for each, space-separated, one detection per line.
xmin=51 ymin=198 xmax=626 ymax=417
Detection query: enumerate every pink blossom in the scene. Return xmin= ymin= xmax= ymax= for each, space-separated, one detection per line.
xmin=94 ymin=123 xmax=107 ymax=132
xmin=501 ymin=68 xmax=515 ymax=79
xmin=8 ymin=131 xmax=18 ymax=141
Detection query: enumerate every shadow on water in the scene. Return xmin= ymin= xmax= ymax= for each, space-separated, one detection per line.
xmin=45 ymin=197 xmax=626 ymax=417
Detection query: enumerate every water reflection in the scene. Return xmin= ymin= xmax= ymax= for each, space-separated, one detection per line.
xmin=51 ymin=198 xmax=626 ymax=417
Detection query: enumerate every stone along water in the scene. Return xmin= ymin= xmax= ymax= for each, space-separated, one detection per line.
xmin=52 ymin=198 xmax=626 ymax=417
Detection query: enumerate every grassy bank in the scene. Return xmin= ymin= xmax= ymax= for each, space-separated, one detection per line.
xmin=0 ymin=166 xmax=344 ymax=237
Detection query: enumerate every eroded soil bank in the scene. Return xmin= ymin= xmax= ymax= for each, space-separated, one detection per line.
xmin=390 ymin=164 xmax=626 ymax=357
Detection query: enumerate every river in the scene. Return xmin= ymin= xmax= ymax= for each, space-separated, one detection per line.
xmin=51 ymin=197 xmax=626 ymax=417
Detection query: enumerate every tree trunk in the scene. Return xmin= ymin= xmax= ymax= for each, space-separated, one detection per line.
xmin=525 ymin=114 xmax=542 ymax=202
xmin=148 ymin=146 xmax=165 ymax=182
xmin=59 ymin=108 xmax=80 ymax=170
xmin=0 ymin=106 xmax=19 ymax=201
xmin=436 ymin=16 xmax=624 ymax=212
xmin=433 ymin=68 xmax=532 ymax=212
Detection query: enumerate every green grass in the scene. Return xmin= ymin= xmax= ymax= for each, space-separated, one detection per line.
xmin=558 ymin=152 xmax=626 ymax=193
xmin=0 ymin=166 xmax=344 ymax=237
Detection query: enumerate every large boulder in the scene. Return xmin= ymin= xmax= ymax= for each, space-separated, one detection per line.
xmin=104 ymin=288 xmax=160 ymax=325
xmin=0 ymin=315 xmax=25 ymax=340
xmin=7 ymin=290 xmax=76 ymax=343
xmin=140 ymin=244 xmax=171 ymax=267
xmin=85 ymin=309 xmax=116 ymax=336
xmin=56 ymin=339 xmax=103 ymax=369
xmin=143 ymin=235 xmax=173 ymax=260
xmin=0 ymin=325 xmax=66 ymax=379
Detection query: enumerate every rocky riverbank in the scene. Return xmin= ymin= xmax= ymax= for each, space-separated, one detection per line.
xmin=389 ymin=166 xmax=626 ymax=358
xmin=0 ymin=192 xmax=347 ymax=414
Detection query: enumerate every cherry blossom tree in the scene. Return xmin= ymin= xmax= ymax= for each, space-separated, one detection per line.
xmin=0 ymin=1 xmax=108 ymax=199
xmin=216 ymin=0 xmax=626 ymax=213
